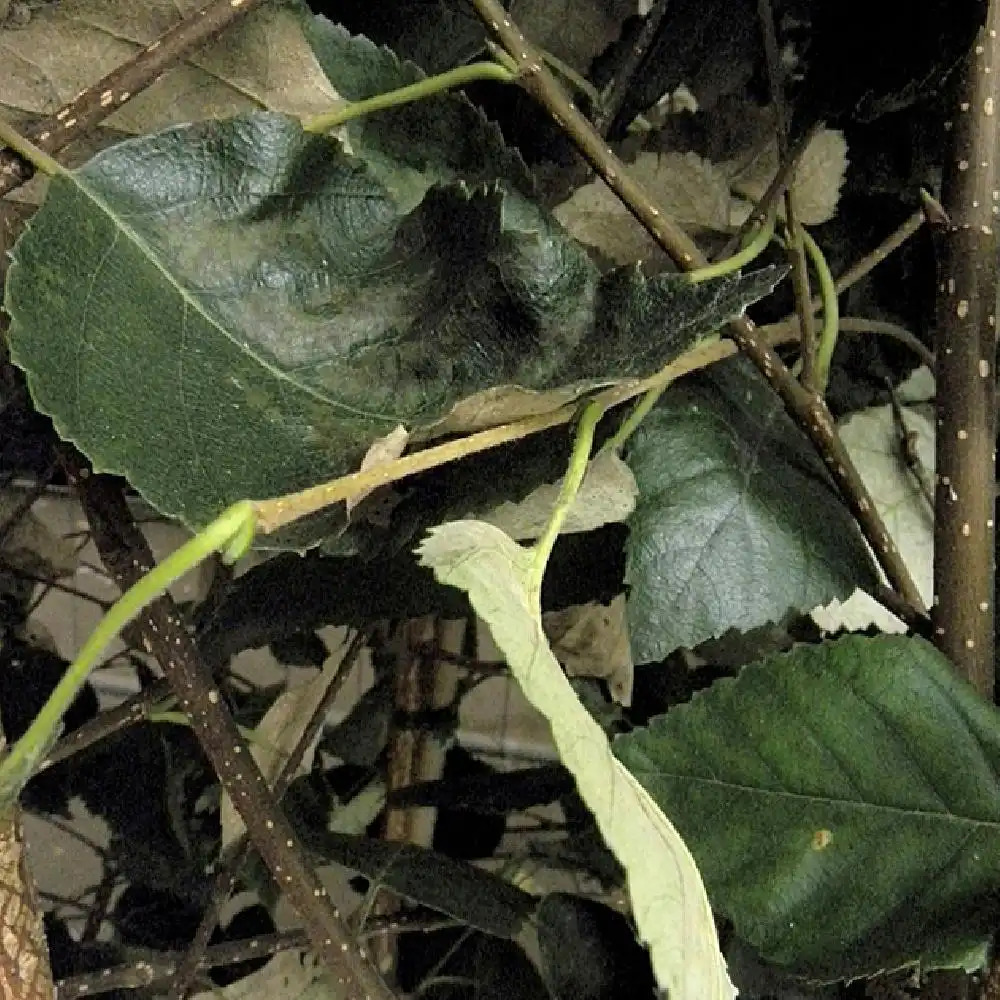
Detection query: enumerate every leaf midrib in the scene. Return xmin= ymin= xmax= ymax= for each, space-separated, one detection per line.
xmin=71 ymin=158 xmax=402 ymax=426
xmin=629 ymin=769 xmax=1000 ymax=827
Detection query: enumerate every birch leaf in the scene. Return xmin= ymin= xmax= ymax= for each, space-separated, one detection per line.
xmin=554 ymin=151 xmax=734 ymax=263
xmin=6 ymin=108 xmax=780 ymax=548
xmin=0 ymin=0 xmax=337 ymax=131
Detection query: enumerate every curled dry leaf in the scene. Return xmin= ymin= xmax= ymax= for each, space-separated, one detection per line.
xmin=726 ymin=128 xmax=849 ymax=226
xmin=419 ymin=521 xmax=735 ymax=1000
xmin=553 ymin=152 xmax=734 ymax=264
xmin=345 ymin=423 xmax=409 ymax=522
xmin=811 ymin=400 xmax=933 ymax=633
xmin=482 ymin=450 xmax=638 ymax=540
xmin=543 ymin=594 xmax=633 ymax=705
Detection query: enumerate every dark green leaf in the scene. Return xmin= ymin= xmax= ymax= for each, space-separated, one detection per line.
xmin=303 ymin=17 xmax=533 ymax=202
xmin=537 ymin=893 xmax=655 ymax=1000
xmin=398 ymin=931 xmax=552 ymax=1000
xmin=614 ymin=634 xmax=1000 ymax=977
xmin=267 ymin=630 xmax=328 ymax=667
xmin=197 ymin=524 xmax=627 ymax=669
xmin=318 ymin=676 xmax=392 ymax=768
xmin=308 ymin=3 xmax=487 ymax=78
xmin=388 ymin=763 xmax=573 ymax=812
xmin=7 ymin=106 xmax=779 ymax=546
xmin=305 ymin=830 xmax=535 ymax=939
xmin=624 ymin=357 xmax=877 ymax=661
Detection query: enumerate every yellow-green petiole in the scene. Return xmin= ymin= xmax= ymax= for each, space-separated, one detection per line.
xmin=803 ymin=228 xmax=839 ymax=395
xmin=528 ymin=399 xmax=606 ymax=595
xmin=303 ymin=61 xmax=515 ymax=134
xmin=687 ymin=209 xmax=777 ymax=285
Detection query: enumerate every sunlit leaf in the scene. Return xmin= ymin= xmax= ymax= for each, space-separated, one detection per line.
xmin=419 ymin=519 xmax=735 ymax=1000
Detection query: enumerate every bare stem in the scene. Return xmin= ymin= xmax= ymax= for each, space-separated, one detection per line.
xmin=931 ymin=0 xmax=1000 ymax=697
xmin=61 ymin=457 xmax=396 ymax=1000
xmin=467 ymin=0 xmax=926 ymax=617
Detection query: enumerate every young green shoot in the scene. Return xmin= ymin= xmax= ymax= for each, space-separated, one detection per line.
xmin=528 ymin=399 xmax=606 ymax=596
xmin=0 ymin=500 xmax=257 ymax=806
xmin=0 ymin=113 xmax=63 ymax=178
xmin=302 ymin=61 xmax=515 ymax=134
xmin=606 ymin=211 xmax=777 ymax=452
xmin=687 ymin=209 xmax=777 ymax=285
xmin=804 ymin=229 xmax=840 ymax=395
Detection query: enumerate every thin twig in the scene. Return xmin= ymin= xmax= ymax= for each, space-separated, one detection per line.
xmin=32 ymin=812 xmax=109 ymax=862
xmin=760 ymin=207 xmax=930 ymax=359
xmin=58 ymin=914 xmax=463 ymax=1000
xmin=0 ymin=560 xmax=111 ymax=609
xmin=61 ymin=459 xmax=396 ymax=1000
xmin=838 ymin=318 xmax=935 ymax=371
xmin=830 ymin=208 xmax=926 ymax=300
xmin=166 ymin=629 xmax=371 ymax=1000
xmin=886 ymin=378 xmax=934 ymax=508
xmin=0 ymin=0 xmax=268 ymax=198
xmin=594 ymin=0 xmax=674 ymax=136
xmin=758 ymin=312 xmax=934 ymax=370
xmin=80 ymin=866 xmax=118 ymax=944
xmin=716 ymin=123 xmax=819 ymax=261
xmin=39 ymin=679 xmax=172 ymax=771
xmin=56 ymin=931 xmax=312 ymax=1000
xmin=468 ymin=0 xmax=926 ymax=617
xmin=756 ymin=0 xmax=817 ymax=385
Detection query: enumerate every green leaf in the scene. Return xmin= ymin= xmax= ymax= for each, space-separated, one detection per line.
xmin=6 ymin=110 xmax=780 ymax=547
xmin=624 ymin=358 xmax=878 ymax=661
xmin=537 ymin=893 xmax=655 ymax=1000
xmin=303 ymin=17 xmax=534 ymax=208
xmin=614 ymin=634 xmax=1000 ymax=978
xmin=305 ymin=829 xmax=535 ymax=940
xmin=305 ymin=4 xmax=487 ymax=78
xmin=418 ymin=519 xmax=735 ymax=1000
xmin=387 ymin=763 xmax=573 ymax=812
xmin=197 ymin=524 xmax=627 ymax=669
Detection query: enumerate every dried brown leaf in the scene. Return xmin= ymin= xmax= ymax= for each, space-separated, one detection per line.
xmin=0 ymin=0 xmax=337 ymax=133
xmin=726 ymin=128 xmax=849 ymax=226
xmin=543 ymin=594 xmax=633 ymax=704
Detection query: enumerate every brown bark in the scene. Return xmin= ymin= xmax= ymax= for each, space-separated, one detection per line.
xmin=932 ymin=0 xmax=1000 ymax=698
xmin=0 ymin=806 xmax=54 ymax=1000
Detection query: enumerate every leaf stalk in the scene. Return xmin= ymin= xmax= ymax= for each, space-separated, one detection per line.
xmin=303 ymin=61 xmax=515 ymax=134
